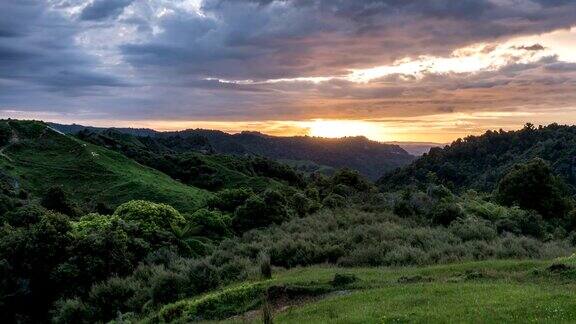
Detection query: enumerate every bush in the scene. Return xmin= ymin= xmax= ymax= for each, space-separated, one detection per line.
xmin=331 ymin=169 xmax=372 ymax=192
xmin=259 ymin=253 xmax=272 ymax=279
xmin=1 ymin=204 xmax=46 ymax=227
xmin=151 ymin=271 xmax=188 ymax=305
xmin=322 ymin=193 xmax=346 ymax=209
xmin=449 ymin=216 xmax=497 ymax=241
xmin=184 ymin=259 xmax=221 ymax=294
xmin=429 ymin=200 xmax=464 ymax=225
xmin=289 ymin=192 xmax=314 ymax=217
xmin=331 ymin=273 xmax=359 ymax=287
xmin=207 ymin=188 xmax=254 ymax=213
xmin=495 ymin=209 xmax=546 ymax=238
xmin=51 ymin=298 xmax=92 ymax=324
xmin=88 ymin=277 xmax=140 ymax=322
xmin=496 ymin=158 xmax=573 ymax=219
xmin=41 ymin=186 xmax=79 ymax=217
xmin=232 ymin=190 xmax=290 ymax=232
xmin=114 ymin=200 xmax=185 ymax=234
xmin=189 ymin=209 xmax=232 ymax=238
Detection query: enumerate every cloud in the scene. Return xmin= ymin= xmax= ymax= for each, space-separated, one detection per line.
xmin=80 ymin=0 xmax=134 ymax=21
xmin=513 ymin=44 xmax=546 ymax=51
xmin=118 ymin=0 xmax=576 ymax=82
xmin=0 ymin=1 xmax=125 ymax=98
xmin=0 ymin=0 xmax=576 ymax=133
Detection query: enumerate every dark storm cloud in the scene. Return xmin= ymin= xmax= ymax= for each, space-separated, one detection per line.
xmin=1 ymin=0 xmax=576 ymax=124
xmin=0 ymin=1 xmax=124 ymax=96
xmin=80 ymin=0 xmax=134 ymax=21
xmin=119 ymin=0 xmax=576 ymax=81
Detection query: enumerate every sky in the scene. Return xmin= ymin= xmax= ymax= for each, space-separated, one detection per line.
xmin=1 ymin=0 xmax=576 ymax=142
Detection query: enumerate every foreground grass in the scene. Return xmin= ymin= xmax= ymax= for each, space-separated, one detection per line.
xmin=274 ymin=259 xmax=576 ymax=324
xmin=149 ymin=259 xmax=576 ymax=323
xmin=277 ymin=282 xmax=575 ymax=323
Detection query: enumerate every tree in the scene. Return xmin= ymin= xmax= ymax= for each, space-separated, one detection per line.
xmin=207 ymin=188 xmax=254 ymax=213
xmin=113 ymin=200 xmax=185 ymax=234
xmin=189 ymin=209 xmax=232 ymax=239
xmin=331 ymin=169 xmax=372 ymax=192
xmin=495 ymin=158 xmax=573 ymax=219
xmin=41 ymin=186 xmax=79 ymax=217
xmin=232 ymin=190 xmax=289 ymax=232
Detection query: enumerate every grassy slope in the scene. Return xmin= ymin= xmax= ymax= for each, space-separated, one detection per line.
xmin=194 ymin=154 xmax=290 ymax=193
xmin=273 ymin=260 xmax=576 ymax=323
xmin=0 ymin=121 xmax=210 ymax=212
xmin=75 ymin=129 xmax=291 ymax=193
xmin=162 ymin=259 xmax=576 ymax=323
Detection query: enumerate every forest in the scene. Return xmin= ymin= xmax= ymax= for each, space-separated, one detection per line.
xmin=1 ymin=120 xmax=576 ymax=323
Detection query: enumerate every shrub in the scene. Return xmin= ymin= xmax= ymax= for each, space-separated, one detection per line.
xmin=331 ymin=169 xmax=372 ymax=192
xmin=331 ymin=273 xmax=359 ymax=287
xmin=429 ymin=200 xmax=464 ymax=225
xmin=184 ymin=259 xmax=221 ymax=294
xmin=88 ymin=277 xmax=140 ymax=322
xmin=232 ymin=190 xmax=290 ymax=232
xmin=393 ymin=199 xmax=415 ymax=218
xmin=427 ymin=184 xmax=453 ymax=200
xmin=41 ymin=186 xmax=79 ymax=217
xmin=449 ymin=216 xmax=497 ymax=241
xmin=259 ymin=253 xmax=272 ymax=279
xmin=189 ymin=209 xmax=232 ymax=238
xmin=51 ymin=298 xmax=92 ymax=324
xmin=114 ymin=200 xmax=185 ymax=234
xmin=322 ymin=193 xmax=346 ymax=209
xmin=289 ymin=192 xmax=314 ymax=217
xmin=151 ymin=271 xmax=188 ymax=305
xmin=495 ymin=209 xmax=545 ymax=238
xmin=207 ymin=188 xmax=254 ymax=213
xmin=1 ymin=204 xmax=46 ymax=227
xmin=496 ymin=158 xmax=573 ymax=219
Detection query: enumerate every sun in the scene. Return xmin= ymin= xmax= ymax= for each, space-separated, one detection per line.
xmin=304 ymin=119 xmax=387 ymax=141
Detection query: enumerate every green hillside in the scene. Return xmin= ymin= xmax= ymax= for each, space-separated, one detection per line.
xmin=74 ymin=128 xmax=302 ymax=192
xmin=148 ymin=258 xmax=576 ymax=323
xmin=0 ymin=120 xmax=210 ymax=212
xmin=378 ymin=123 xmax=576 ymax=192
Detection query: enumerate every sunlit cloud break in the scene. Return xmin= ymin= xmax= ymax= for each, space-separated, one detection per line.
xmin=213 ymin=29 xmax=575 ymax=85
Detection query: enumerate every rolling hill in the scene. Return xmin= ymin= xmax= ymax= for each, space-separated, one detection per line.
xmin=51 ymin=123 xmax=416 ymax=180
xmin=378 ymin=123 xmax=576 ymax=192
xmin=72 ymin=128 xmax=304 ymax=192
xmin=0 ymin=120 xmax=210 ymax=213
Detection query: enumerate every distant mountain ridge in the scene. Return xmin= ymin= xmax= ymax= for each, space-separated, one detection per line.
xmin=385 ymin=141 xmax=445 ymax=156
xmin=50 ymin=123 xmax=416 ymax=180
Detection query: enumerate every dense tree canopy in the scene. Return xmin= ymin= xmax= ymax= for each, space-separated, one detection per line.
xmin=495 ymin=158 xmax=574 ymax=220
xmin=379 ymin=124 xmax=576 ymax=193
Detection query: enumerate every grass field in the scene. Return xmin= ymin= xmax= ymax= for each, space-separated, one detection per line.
xmin=0 ymin=121 xmax=210 ymax=213
xmin=274 ymin=259 xmax=576 ymax=323
xmin=151 ymin=258 xmax=576 ymax=323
